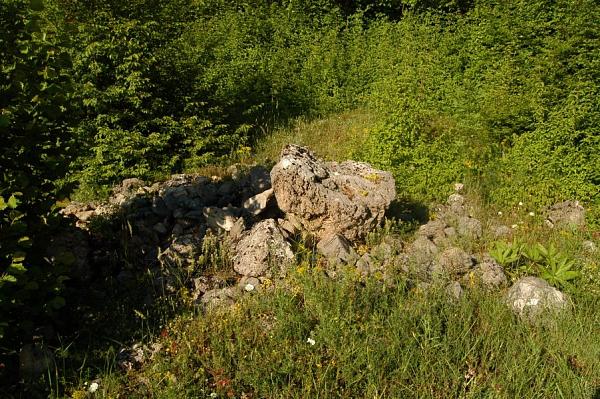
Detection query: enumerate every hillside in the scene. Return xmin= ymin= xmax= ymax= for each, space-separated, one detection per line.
xmin=1 ymin=0 xmax=599 ymax=397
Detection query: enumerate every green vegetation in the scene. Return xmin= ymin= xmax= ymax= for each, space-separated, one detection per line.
xmin=1 ymin=0 xmax=599 ymax=397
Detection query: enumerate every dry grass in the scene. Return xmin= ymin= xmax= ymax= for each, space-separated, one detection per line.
xmin=252 ymin=108 xmax=376 ymax=164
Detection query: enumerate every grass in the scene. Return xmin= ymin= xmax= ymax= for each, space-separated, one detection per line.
xmin=80 ymin=269 xmax=600 ymax=398
xmin=252 ymin=108 xmax=376 ymax=164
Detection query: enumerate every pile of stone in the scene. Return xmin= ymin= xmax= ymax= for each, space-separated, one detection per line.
xmin=61 ymin=145 xmax=577 ymax=319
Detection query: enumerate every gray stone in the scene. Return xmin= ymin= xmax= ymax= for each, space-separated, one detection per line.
xmin=203 ymin=206 xmax=239 ymax=232
xmin=407 ymin=237 xmax=439 ymax=279
xmin=158 ymin=234 xmax=201 ymax=269
xmin=456 ymin=216 xmax=483 ymax=239
xmin=506 ymin=276 xmax=568 ymax=318
xmin=418 ymin=219 xmax=448 ymax=240
xmin=243 ymin=188 xmax=275 ymax=216
xmin=356 ymin=253 xmax=375 ymax=276
xmin=184 ymin=210 xmax=205 ymax=220
xmin=446 ymin=281 xmax=464 ymax=300
xmin=239 ymin=276 xmax=261 ymax=292
xmin=493 ymin=225 xmax=512 ymax=239
xmin=233 ymin=219 xmax=294 ymax=277
xmin=434 ymin=247 xmax=474 ymax=277
xmin=546 ymin=200 xmax=586 ymax=229
xmin=582 ymin=240 xmax=597 ymax=254
xmin=151 ymin=196 xmax=169 ymax=217
xmin=271 ymin=145 xmax=396 ymax=242
xmin=199 ymin=287 xmax=241 ymax=310
xmin=467 ymin=255 xmax=507 ymax=289
xmin=317 ymin=233 xmax=356 ymax=264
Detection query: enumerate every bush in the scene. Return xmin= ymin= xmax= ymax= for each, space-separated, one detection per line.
xmin=0 ymin=0 xmax=75 ymax=344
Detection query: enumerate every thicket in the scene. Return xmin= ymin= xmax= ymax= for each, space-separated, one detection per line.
xmin=0 ymin=0 xmax=75 ymax=344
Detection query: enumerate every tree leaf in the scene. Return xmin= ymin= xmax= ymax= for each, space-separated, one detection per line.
xmin=7 ymin=195 xmax=19 ymax=209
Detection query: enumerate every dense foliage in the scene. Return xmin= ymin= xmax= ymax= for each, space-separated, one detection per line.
xmin=0 ymin=0 xmax=75 ymax=343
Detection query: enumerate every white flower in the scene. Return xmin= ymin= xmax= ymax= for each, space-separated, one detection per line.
xmin=497 ymin=211 xmax=503 ymax=216
xmin=307 ymin=338 xmax=316 ymax=346
xmin=528 ymin=212 xmax=535 ymax=216
xmin=518 ymin=202 xmax=524 ymax=206
xmin=210 ymin=393 xmax=218 ymax=398
xmin=88 ymin=382 xmax=99 ymax=393
xmin=244 ymin=283 xmax=255 ymax=292
xmin=511 ymin=224 xmax=518 ymax=229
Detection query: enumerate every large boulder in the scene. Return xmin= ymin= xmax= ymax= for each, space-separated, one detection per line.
xmin=270 ymin=145 xmax=396 ymax=242
xmin=506 ymin=276 xmax=568 ymax=318
xmin=232 ymin=219 xmax=294 ymax=277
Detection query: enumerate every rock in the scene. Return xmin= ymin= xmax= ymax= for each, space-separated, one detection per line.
xmin=456 ymin=216 xmax=483 ymax=239
xmin=159 ymin=234 xmax=201 ymax=269
xmin=446 ymin=281 xmax=464 ymax=300
xmin=493 ymin=225 xmax=512 ymax=239
xmin=317 ymin=233 xmax=357 ymax=264
xmin=117 ymin=343 xmax=145 ymax=371
xmin=434 ymin=247 xmax=474 ymax=277
xmin=582 ymin=240 xmax=597 ymax=254
xmin=270 ymin=145 xmax=396 ymax=242
xmin=47 ymin=228 xmax=90 ymax=282
xmin=447 ymin=193 xmax=466 ymax=213
xmin=243 ymin=188 xmax=275 ymax=216
xmin=242 ymin=165 xmax=272 ymax=197
xmin=151 ymin=196 xmax=170 ymax=217
xmin=203 ymin=206 xmax=239 ymax=232
xmin=199 ymin=287 xmax=241 ymax=310
xmin=121 ymin=178 xmax=145 ymax=192
xmin=467 ymin=255 xmax=507 ymax=289
xmin=407 ymin=236 xmax=439 ymax=272
xmin=545 ymin=200 xmax=586 ymax=229
xmin=506 ymin=276 xmax=569 ymax=318
xmin=239 ymin=276 xmax=261 ymax=292
xmin=356 ymin=253 xmax=375 ymax=276
xmin=418 ymin=219 xmax=448 ymax=240
xmin=233 ymin=219 xmax=294 ymax=277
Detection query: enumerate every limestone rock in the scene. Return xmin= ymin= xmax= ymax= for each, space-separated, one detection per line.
xmin=506 ymin=276 xmax=568 ymax=318
xmin=434 ymin=247 xmax=474 ymax=277
xmin=317 ymin=233 xmax=356 ymax=264
xmin=270 ymin=145 xmax=396 ymax=242
xmin=243 ymin=188 xmax=275 ymax=216
xmin=407 ymin=236 xmax=439 ymax=278
xmin=159 ymin=234 xmax=202 ymax=269
xmin=233 ymin=219 xmax=294 ymax=277
xmin=467 ymin=255 xmax=507 ymax=289
xmin=198 ymin=287 xmax=241 ymax=310
xmin=545 ymin=200 xmax=586 ymax=229
xmin=203 ymin=206 xmax=240 ymax=232
xmin=456 ymin=216 xmax=483 ymax=239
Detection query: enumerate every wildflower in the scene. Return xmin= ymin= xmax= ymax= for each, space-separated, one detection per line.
xmin=518 ymin=202 xmax=524 ymax=206
xmin=244 ymin=283 xmax=255 ymax=292
xmin=528 ymin=212 xmax=535 ymax=217
xmin=307 ymin=338 xmax=316 ymax=346
xmin=88 ymin=382 xmax=99 ymax=393
xmin=511 ymin=224 xmax=518 ymax=229
xmin=497 ymin=211 xmax=503 ymax=216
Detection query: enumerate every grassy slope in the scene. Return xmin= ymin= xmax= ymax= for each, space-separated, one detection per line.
xmin=62 ymin=111 xmax=600 ymax=399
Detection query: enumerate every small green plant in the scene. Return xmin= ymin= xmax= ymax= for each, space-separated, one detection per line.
xmin=490 ymin=240 xmax=581 ymax=291
xmin=530 ymin=244 xmax=581 ymax=292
